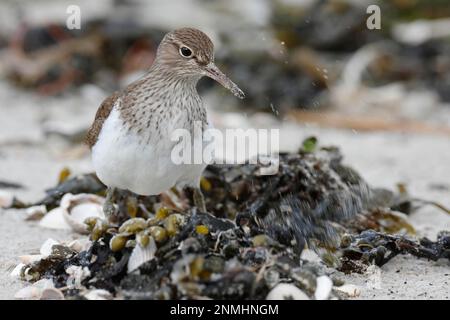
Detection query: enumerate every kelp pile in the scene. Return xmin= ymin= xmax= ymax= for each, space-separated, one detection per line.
xmin=9 ymin=141 xmax=449 ymax=300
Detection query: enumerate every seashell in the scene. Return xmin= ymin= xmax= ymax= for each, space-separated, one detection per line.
xmin=39 ymin=207 xmax=72 ymax=230
xmin=0 ymin=190 xmax=14 ymax=208
xmin=19 ymin=255 xmax=43 ymax=264
xmin=127 ymin=236 xmax=157 ymax=273
xmin=14 ymin=285 xmax=42 ymax=299
xmin=40 ymin=238 xmax=59 ymax=257
xmin=67 ymin=238 xmax=92 ymax=252
xmin=61 ymin=193 xmax=105 ymax=234
xmin=334 ymin=284 xmax=361 ymax=297
xmin=314 ymin=275 xmax=333 ymax=300
xmin=10 ymin=263 xmax=26 ymax=278
xmin=25 ymin=205 xmax=47 ymax=221
xmin=119 ymin=218 xmax=147 ymax=234
xmin=266 ymin=283 xmax=310 ymax=300
xmin=31 ymin=274 xmax=52 ymax=287
xmin=84 ymin=289 xmax=112 ymax=300
xmin=40 ymin=288 xmax=64 ymax=300
xmin=14 ymin=278 xmax=54 ymax=300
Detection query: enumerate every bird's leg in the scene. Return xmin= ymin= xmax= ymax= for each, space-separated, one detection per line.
xmin=126 ymin=193 xmax=139 ymax=218
xmin=193 ymin=187 xmax=206 ymax=212
xmin=103 ymin=187 xmax=117 ymax=219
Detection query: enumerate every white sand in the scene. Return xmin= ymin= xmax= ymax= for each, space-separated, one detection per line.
xmin=1 ymin=84 xmax=449 ymax=299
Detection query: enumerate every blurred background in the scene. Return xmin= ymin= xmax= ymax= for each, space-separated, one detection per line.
xmin=0 ymin=0 xmax=449 ymax=210
xmin=0 ymin=0 xmax=449 ymax=300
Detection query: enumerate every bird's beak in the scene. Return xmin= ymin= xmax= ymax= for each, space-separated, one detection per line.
xmin=203 ymin=63 xmax=245 ymax=99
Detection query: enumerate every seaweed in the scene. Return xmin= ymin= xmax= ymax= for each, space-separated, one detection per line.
xmin=14 ymin=144 xmax=448 ymax=299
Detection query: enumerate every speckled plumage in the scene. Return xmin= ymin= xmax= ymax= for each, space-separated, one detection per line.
xmin=86 ymin=28 xmax=243 ymax=200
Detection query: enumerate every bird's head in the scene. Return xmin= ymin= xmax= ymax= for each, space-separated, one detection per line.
xmin=155 ymin=27 xmax=244 ymax=99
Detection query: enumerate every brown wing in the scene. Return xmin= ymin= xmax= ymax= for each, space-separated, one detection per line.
xmin=85 ymin=91 xmax=120 ymax=148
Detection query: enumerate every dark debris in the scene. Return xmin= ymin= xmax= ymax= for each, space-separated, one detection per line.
xmin=340 ymin=230 xmax=450 ymax=273
xmin=15 ymin=145 xmax=450 ymax=299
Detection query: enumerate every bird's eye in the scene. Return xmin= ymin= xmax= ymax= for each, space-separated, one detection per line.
xmin=179 ymin=46 xmax=193 ymax=58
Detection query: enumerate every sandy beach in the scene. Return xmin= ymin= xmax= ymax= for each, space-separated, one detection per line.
xmin=0 ymin=84 xmax=449 ymax=298
xmin=0 ymin=0 xmax=449 ymax=300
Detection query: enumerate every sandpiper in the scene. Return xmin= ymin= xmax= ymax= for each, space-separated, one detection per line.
xmin=86 ymin=27 xmax=244 ymax=217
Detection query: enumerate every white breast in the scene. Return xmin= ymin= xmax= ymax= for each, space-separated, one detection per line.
xmin=92 ymin=105 xmax=207 ymax=196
